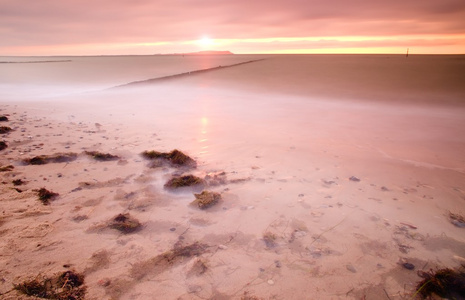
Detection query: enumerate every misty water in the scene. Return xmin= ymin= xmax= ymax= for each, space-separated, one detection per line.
xmin=3 ymin=54 xmax=463 ymax=171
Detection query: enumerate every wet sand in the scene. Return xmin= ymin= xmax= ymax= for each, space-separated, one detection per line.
xmin=1 ymin=55 xmax=465 ymax=299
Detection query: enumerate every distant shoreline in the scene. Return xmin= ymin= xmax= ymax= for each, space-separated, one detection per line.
xmin=1 ymin=53 xmax=464 ymax=59
xmin=154 ymin=50 xmax=234 ymax=56
xmin=0 ymin=60 xmax=72 ymax=64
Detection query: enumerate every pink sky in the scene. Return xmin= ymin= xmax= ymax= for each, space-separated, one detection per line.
xmin=1 ymin=0 xmax=465 ymax=55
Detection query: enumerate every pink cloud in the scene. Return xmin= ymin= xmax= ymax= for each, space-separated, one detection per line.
xmin=1 ymin=0 xmax=464 ymax=53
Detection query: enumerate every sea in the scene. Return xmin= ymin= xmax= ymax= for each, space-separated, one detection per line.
xmin=1 ymin=54 xmax=465 ymax=104
xmin=1 ymin=54 xmax=464 ymax=174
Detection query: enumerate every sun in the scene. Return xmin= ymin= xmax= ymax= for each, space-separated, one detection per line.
xmin=199 ymin=35 xmax=214 ymax=47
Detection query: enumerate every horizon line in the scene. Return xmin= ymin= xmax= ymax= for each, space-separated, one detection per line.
xmin=2 ymin=52 xmax=465 ymax=57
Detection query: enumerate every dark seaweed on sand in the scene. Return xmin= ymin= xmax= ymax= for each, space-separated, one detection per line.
xmin=0 ymin=165 xmax=14 ymax=172
xmin=414 ymin=265 xmax=465 ymax=299
xmin=12 ymin=179 xmax=25 ymax=186
xmin=36 ymin=188 xmax=59 ymax=205
xmin=141 ymin=149 xmax=196 ymax=167
xmin=449 ymin=212 xmax=465 ymax=228
xmin=0 ymin=141 xmax=7 ymax=151
xmin=130 ymin=242 xmax=207 ymax=280
xmin=164 ymin=174 xmax=205 ymax=189
xmin=187 ymin=259 xmax=208 ymax=277
xmin=191 ymin=191 xmax=221 ymax=209
xmin=84 ymin=151 xmax=120 ymax=161
xmin=109 ymin=213 xmax=142 ymax=233
xmin=0 ymin=126 xmax=12 ymax=134
xmin=0 ymin=116 xmax=8 ymax=122
xmin=241 ymin=292 xmax=265 ymax=300
xmin=14 ymin=270 xmax=86 ymax=299
xmin=263 ymin=232 xmax=278 ymax=248
xmin=24 ymin=153 xmax=78 ymax=165
xmin=349 ymin=176 xmax=361 ymax=182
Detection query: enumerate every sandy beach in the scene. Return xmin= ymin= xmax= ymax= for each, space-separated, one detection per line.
xmin=1 ymin=55 xmax=465 ymax=299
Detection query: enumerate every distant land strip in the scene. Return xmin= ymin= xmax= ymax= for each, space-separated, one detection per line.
xmin=112 ymin=59 xmax=265 ymax=89
xmin=0 ymin=60 xmax=72 ymax=64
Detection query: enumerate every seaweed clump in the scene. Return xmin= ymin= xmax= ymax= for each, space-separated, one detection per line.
xmin=241 ymin=292 xmax=265 ymax=300
xmin=0 ymin=116 xmax=8 ymax=122
xmin=263 ymin=232 xmax=278 ymax=248
xmin=0 ymin=165 xmax=14 ymax=172
xmin=191 ymin=191 xmax=221 ymax=209
xmin=415 ymin=266 xmax=465 ymax=299
xmin=84 ymin=151 xmax=120 ymax=161
xmin=142 ymin=149 xmax=196 ymax=168
xmin=187 ymin=259 xmax=208 ymax=277
xmin=164 ymin=174 xmax=205 ymax=189
xmin=0 ymin=141 xmax=7 ymax=151
xmin=449 ymin=212 xmax=465 ymax=228
xmin=0 ymin=126 xmax=12 ymax=134
xmin=109 ymin=213 xmax=142 ymax=233
xmin=13 ymin=270 xmax=86 ymax=299
xmin=24 ymin=153 xmax=78 ymax=165
xmin=12 ymin=179 xmax=25 ymax=186
xmin=349 ymin=176 xmax=361 ymax=182
xmin=37 ymin=188 xmax=59 ymax=205
xmin=130 ymin=242 xmax=207 ymax=280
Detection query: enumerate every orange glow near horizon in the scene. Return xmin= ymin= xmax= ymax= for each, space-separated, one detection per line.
xmin=2 ymin=0 xmax=464 ymax=56
xmin=2 ymin=34 xmax=465 ymax=56
xmin=198 ymin=36 xmax=214 ymax=48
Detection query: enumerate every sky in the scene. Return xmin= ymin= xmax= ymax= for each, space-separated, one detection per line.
xmin=1 ymin=0 xmax=465 ymax=55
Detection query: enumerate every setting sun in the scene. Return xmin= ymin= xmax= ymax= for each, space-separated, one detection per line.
xmin=199 ymin=35 xmax=214 ymax=47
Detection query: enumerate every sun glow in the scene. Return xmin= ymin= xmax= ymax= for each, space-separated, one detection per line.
xmin=199 ymin=35 xmax=214 ymax=47
xmin=3 ymin=33 xmax=464 ymax=56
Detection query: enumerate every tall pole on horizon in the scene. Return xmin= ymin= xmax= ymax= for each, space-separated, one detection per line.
xmin=406 ymin=48 xmax=409 ymax=57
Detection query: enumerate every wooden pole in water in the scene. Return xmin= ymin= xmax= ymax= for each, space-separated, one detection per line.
xmin=406 ymin=48 xmax=409 ymax=57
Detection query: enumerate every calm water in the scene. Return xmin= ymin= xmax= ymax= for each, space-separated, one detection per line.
xmin=1 ymin=54 xmax=464 ymax=104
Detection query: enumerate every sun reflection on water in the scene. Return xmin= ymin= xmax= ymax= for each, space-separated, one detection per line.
xmin=199 ymin=116 xmax=209 ymax=155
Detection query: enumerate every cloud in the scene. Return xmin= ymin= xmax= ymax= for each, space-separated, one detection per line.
xmin=1 ymin=0 xmax=464 ymax=53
